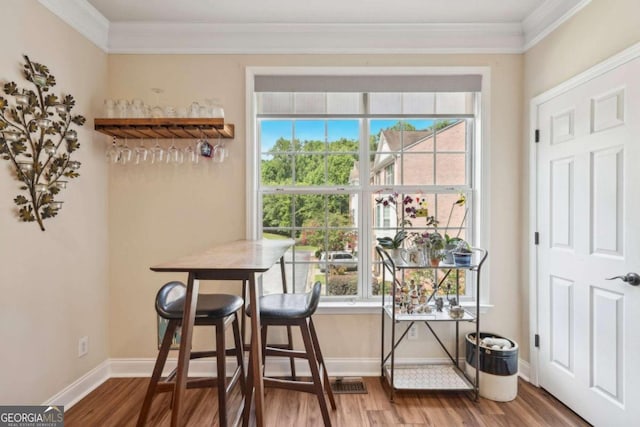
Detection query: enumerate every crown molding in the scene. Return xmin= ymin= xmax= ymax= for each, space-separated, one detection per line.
xmin=37 ymin=0 xmax=593 ymax=54
xmin=522 ymin=0 xmax=591 ymax=50
xmin=107 ymin=22 xmax=524 ymax=54
xmin=38 ymin=0 xmax=109 ymax=51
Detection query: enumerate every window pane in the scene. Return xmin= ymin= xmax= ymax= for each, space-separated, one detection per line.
xmin=261 ymin=154 xmax=293 ymax=185
xmin=260 ymin=120 xmax=293 ymax=152
xmin=402 ymin=93 xmax=435 ymax=114
xmin=435 ymin=120 xmax=466 ymax=152
xmin=435 ymin=153 xmax=466 ymax=185
xmin=295 ymin=120 xmax=325 ymax=150
xmin=328 ymin=120 xmax=359 ymax=149
xmin=294 ymin=93 xmax=326 ymax=114
xmin=262 ymin=195 xmax=292 ymax=229
xmin=328 ymin=154 xmax=358 ymax=185
xmin=369 ymin=93 xmax=402 ymax=114
xmin=401 ymin=153 xmax=434 ymax=186
xmin=435 ymin=92 xmax=474 ymax=114
xmin=295 ymin=154 xmax=326 ymax=185
xmin=258 ymin=93 xmax=293 ymax=114
xmin=295 ymin=194 xmax=325 ymax=228
xmin=327 ymin=93 xmax=363 ymax=114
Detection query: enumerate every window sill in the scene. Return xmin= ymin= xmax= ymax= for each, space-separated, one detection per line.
xmin=316 ymin=301 xmax=493 ymax=315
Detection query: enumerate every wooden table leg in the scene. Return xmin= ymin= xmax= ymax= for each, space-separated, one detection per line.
xmin=248 ymin=273 xmax=264 ymax=427
xmin=171 ymin=273 xmax=199 ymax=427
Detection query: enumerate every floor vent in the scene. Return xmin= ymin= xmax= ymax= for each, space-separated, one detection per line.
xmin=330 ymin=377 xmax=368 ymax=394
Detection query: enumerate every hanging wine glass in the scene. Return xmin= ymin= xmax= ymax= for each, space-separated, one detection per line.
xmin=166 ymin=137 xmax=182 ymax=164
xmin=184 ymin=140 xmax=198 ymax=165
xmin=150 ymin=138 xmax=164 ymax=164
xmin=106 ymin=137 xmax=119 ymax=164
xmin=135 ymin=139 xmax=149 ymax=165
xmin=120 ymin=138 xmax=132 ymax=165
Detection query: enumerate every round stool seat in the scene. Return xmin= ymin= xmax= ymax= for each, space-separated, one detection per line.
xmin=156 ymin=281 xmax=243 ymax=320
xmin=249 ymin=282 xmax=321 ymax=320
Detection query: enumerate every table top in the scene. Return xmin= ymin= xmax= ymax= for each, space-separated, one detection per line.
xmin=150 ymin=239 xmax=294 ymax=273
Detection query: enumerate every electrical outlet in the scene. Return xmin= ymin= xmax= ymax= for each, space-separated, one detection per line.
xmin=78 ymin=336 xmax=89 ymax=358
xmin=408 ymin=324 xmax=418 ymax=340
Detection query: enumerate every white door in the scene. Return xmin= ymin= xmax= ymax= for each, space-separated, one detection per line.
xmin=536 ymin=55 xmax=640 ymax=426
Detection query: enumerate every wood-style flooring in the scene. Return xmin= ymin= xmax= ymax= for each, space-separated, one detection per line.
xmin=65 ymin=377 xmax=589 ymax=426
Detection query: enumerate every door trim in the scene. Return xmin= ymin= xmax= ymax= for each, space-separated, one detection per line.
xmin=528 ymin=41 xmax=640 ymax=387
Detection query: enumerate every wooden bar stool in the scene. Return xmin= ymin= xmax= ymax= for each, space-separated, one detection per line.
xmin=244 ymin=282 xmax=336 ymax=427
xmin=137 ymin=281 xmax=245 ymax=427
xmin=241 ymin=270 xmax=296 ymax=379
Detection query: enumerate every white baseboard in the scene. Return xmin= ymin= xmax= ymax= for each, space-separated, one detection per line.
xmin=109 ymin=356 xmax=459 ymax=378
xmin=43 ymin=360 xmax=110 ymax=409
xmin=46 ymin=356 xmax=465 ymax=409
xmin=518 ymin=358 xmax=531 ymax=382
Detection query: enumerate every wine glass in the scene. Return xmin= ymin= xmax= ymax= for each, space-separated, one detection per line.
xmin=135 ymin=139 xmax=149 ymax=165
xmin=166 ymin=138 xmax=182 ymax=164
xmin=184 ymin=140 xmax=198 ymax=164
xmin=150 ymin=138 xmax=164 ymax=164
xmin=120 ymin=138 xmax=133 ymax=165
xmin=150 ymin=88 xmax=164 ymax=118
xmin=212 ymin=136 xmax=226 ymax=163
xmin=106 ymin=138 xmax=119 ymax=164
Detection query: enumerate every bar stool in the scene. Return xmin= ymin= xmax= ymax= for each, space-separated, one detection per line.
xmin=244 ymin=282 xmax=336 ymax=427
xmin=137 ymin=281 xmax=245 ymax=427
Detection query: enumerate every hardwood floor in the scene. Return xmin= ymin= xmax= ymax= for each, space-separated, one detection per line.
xmin=65 ymin=377 xmax=590 ymax=426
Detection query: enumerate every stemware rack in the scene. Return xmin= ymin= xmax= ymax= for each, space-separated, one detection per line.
xmin=94 ymin=118 xmax=234 ymax=139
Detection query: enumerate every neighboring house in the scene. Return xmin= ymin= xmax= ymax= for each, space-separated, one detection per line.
xmin=349 ymin=120 xmax=467 ymax=242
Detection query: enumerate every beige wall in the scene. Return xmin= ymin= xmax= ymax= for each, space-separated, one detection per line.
xmin=107 ymin=54 xmax=523 ymax=360
xmin=0 ymin=1 xmax=108 ymax=403
xmin=520 ymin=0 xmax=640 ymax=361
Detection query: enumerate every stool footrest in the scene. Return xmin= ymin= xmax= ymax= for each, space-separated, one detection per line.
xmin=263 ymin=377 xmax=315 ymax=394
xmin=265 ymin=347 xmax=308 ymax=359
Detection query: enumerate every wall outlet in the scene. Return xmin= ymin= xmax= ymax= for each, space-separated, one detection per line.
xmin=78 ymin=336 xmax=89 ymax=358
xmin=408 ymin=324 xmax=418 ymax=340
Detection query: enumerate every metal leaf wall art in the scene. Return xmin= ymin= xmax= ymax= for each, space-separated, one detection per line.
xmin=0 ymin=55 xmax=85 ymax=231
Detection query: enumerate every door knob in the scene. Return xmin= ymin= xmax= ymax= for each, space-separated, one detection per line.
xmin=606 ymin=272 xmax=640 ymax=286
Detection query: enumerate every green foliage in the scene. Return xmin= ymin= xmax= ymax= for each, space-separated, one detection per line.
xmin=377 ymin=230 xmax=407 ymax=249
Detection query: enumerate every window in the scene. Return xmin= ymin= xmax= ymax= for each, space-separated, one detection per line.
xmin=384 ymin=164 xmax=394 ymax=185
xmin=249 ymin=70 xmax=484 ymax=303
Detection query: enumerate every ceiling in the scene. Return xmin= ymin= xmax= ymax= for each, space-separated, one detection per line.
xmin=39 ymin=0 xmax=590 ymax=53
xmin=87 ymin=0 xmax=543 ymax=25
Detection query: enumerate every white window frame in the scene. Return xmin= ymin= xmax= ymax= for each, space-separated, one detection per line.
xmin=246 ymin=66 xmax=492 ymax=313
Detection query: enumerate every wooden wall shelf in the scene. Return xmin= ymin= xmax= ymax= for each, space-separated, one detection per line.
xmin=94 ymin=118 xmax=234 ymax=139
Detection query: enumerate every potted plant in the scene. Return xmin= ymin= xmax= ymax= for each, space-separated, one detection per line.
xmin=376 ymin=229 xmax=407 ymax=260
xmin=427 ymin=232 xmax=445 ymax=266
xmin=452 ymin=239 xmax=472 ymax=266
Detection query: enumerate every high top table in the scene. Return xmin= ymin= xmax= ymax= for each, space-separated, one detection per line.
xmin=151 ymin=239 xmax=294 ymax=427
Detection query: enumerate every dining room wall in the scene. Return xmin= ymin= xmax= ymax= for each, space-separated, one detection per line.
xmin=520 ymin=0 xmax=640 ymax=363
xmin=0 ymin=1 xmax=109 ymax=404
xmin=106 ymin=53 xmax=524 ymax=364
